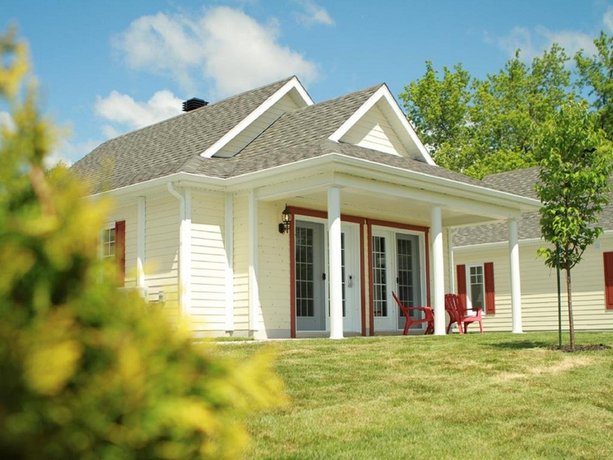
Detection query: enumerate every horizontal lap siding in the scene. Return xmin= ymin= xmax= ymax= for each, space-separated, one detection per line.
xmin=190 ymin=191 xmax=227 ymax=332
xmin=145 ymin=195 xmax=179 ymax=317
xmin=454 ymin=236 xmax=613 ymax=331
xmin=341 ymin=104 xmax=408 ymax=156
xmin=258 ymin=201 xmax=291 ymax=332
xmin=233 ymin=195 xmax=249 ymax=331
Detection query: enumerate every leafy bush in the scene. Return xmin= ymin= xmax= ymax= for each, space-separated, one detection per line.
xmin=0 ymin=29 xmax=286 ymax=459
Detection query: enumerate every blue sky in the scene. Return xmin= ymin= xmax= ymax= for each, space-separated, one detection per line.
xmin=2 ymin=0 xmax=611 ymax=164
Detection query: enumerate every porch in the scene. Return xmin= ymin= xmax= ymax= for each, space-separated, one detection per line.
xmin=241 ymin=153 xmax=539 ymax=339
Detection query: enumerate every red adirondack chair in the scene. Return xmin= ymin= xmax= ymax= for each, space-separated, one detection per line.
xmin=445 ymin=293 xmax=483 ymax=334
xmin=392 ymin=292 xmax=434 ymax=335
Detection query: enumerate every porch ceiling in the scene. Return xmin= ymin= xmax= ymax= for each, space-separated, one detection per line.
xmin=279 ymin=187 xmax=510 ymax=228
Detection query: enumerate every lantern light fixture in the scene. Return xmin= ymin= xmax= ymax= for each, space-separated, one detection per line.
xmin=278 ymin=204 xmax=291 ymax=234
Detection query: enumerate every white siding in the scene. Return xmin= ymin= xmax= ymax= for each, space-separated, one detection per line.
xmin=216 ymin=94 xmax=301 ymax=157
xmin=233 ymin=195 xmax=250 ymax=331
xmin=340 ymin=104 xmax=409 ymax=156
xmin=454 ymin=235 xmax=613 ymax=332
xmin=257 ymin=201 xmax=291 ymax=335
xmin=144 ymin=194 xmax=180 ymax=317
xmin=190 ymin=191 xmax=227 ymax=332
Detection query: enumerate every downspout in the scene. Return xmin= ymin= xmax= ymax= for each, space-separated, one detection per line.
xmin=168 ymin=182 xmax=192 ymax=317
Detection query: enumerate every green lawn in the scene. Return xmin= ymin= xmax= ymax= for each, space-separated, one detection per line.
xmin=219 ymin=332 xmax=613 ymax=459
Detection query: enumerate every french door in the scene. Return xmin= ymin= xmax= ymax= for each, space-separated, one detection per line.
xmin=295 ymin=220 xmax=361 ymax=333
xmin=372 ymin=229 xmax=423 ymax=332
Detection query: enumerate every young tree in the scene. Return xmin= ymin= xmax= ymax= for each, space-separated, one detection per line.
xmin=535 ymin=100 xmax=613 ymax=350
xmin=0 ymin=29 xmax=285 ymax=460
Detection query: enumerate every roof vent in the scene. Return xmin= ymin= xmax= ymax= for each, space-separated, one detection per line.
xmin=182 ymin=98 xmax=208 ymax=112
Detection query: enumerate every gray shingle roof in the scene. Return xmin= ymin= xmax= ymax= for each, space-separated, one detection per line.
xmin=71 ymin=77 xmax=295 ymax=193
xmin=454 ymin=167 xmax=613 ymax=247
xmin=72 ymin=77 xmax=522 ymax=198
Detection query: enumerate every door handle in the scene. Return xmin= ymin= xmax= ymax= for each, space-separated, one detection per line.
xmin=348 ymin=275 xmax=353 ymax=287
xmin=322 ymin=273 xmax=326 ymax=281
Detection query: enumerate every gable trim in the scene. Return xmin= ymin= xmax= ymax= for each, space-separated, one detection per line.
xmin=201 ymin=76 xmax=313 ymax=158
xmin=328 ymin=85 xmax=435 ymax=165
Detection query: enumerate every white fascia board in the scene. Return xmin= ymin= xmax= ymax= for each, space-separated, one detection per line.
xmin=328 ymin=84 xmax=435 ymax=165
xmin=201 ymin=76 xmax=313 ymax=159
xmin=90 ymin=172 xmax=227 ymax=200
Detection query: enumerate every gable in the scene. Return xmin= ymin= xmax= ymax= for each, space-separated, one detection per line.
xmin=214 ymin=91 xmax=305 ymax=158
xmin=329 ymin=85 xmax=435 ymax=165
xmin=339 ymin=102 xmax=409 ymax=157
xmin=204 ymin=77 xmax=313 ymax=159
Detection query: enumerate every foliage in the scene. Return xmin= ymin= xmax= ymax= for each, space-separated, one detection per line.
xmin=535 ymin=99 xmax=613 ymax=349
xmin=575 ymin=31 xmax=613 ymax=138
xmin=0 ymin=28 xmax=285 ymax=460
xmin=219 ymin=334 xmax=613 ymax=459
xmin=400 ymin=34 xmax=613 ymax=178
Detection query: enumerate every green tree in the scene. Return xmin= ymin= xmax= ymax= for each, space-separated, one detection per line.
xmin=535 ymin=100 xmax=613 ymax=350
xmin=0 ymin=29 xmax=285 ymax=460
xmin=575 ymin=31 xmax=613 ymax=138
xmin=400 ymin=44 xmax=574 ymax=178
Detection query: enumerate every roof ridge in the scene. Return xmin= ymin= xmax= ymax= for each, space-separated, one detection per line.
xmin=81 ymin=77 xmax=297 ymax=151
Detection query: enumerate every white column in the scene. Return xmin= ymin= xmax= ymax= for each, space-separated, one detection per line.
xmin=167 ymin=183 xmax=192 ymax=316
xmin=224 ymin=193 xmax=234 ymax=333
xmin=431 ymin=207 xmax=446 ymax=335
xmin=447 ymin=227 xmax=455 ymax=293
xmin=136 ymin=196 xmax=146 ymax=297
xmin=248 ymin=190 xmax=261 ymax=333
xmin=328 ymin=187 xmax=343 ymax=339
xmin=509 ymin=218 xmax=523 ymax=333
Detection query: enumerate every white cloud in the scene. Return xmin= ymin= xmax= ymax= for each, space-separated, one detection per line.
xmin=0 ymin=111 xmax=15 ymax=131
xmin=294 ymin=0 xmax=335 ymax=27
xmin=493 ymin=8 xmax=611 ymax=61
xmin=95 ymin=89 xmax=183 ymax=135
xmin=604 ymin=7 xmax=613 ymax=33
xmin=47 ymin=138 xmax=102 ymax=168
xmin=113 ymin=7 xmax=318 ymax=98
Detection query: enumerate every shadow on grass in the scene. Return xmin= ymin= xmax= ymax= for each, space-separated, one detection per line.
xmin=484 ymin=340 xmax=552 ymax=350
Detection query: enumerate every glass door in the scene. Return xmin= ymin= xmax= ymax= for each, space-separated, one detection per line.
xmin=396 ymin=234 xmax=421 ymax=329
xmin=295 ymin=221 xmax=325 ymax=331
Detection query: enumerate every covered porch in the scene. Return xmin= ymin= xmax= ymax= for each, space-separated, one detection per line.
xmin=240 ymin=153 xmax=540 ymax=339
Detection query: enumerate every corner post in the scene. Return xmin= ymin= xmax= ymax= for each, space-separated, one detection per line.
xmin=431 ymin=207 xmax=445 ymax=335
xmin=509 ymin=218 xmax=523 ymax=333
xmin=328 ymin=186 xmax=343 ymax=339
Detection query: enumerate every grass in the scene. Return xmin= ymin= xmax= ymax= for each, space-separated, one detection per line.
xmin=219 ymin=332 xmax=613 ymax=459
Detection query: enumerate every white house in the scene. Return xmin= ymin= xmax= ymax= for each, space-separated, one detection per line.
xmin=452 ymin=167 xmax=613 ymax=332
xmin=73 ymin=76 xmax=539 ymax=339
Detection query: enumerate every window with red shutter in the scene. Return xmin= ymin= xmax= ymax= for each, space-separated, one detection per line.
xmin=603 ymin=252 xmax=613 ymax=310
xmin=458 ymin=262 xmax=495 ymax=314
xmin=102 ymin=221 xmax=126 ymax=286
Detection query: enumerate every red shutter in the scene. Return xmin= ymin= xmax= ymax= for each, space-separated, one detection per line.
xmin=484 ymin=262 xmax=496 ymax=314
xmin=456 ymin=264 xmax=467 ymax=309
xmin=604 ymin=252 xmax=613 ymax=310
xmin=115 ymin=220 xmax=126 ymax=287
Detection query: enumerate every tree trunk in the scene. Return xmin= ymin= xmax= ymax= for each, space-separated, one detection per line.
xmin=566 ymin=268 xmax=575 ymax=351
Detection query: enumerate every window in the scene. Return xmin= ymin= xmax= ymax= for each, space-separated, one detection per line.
xmin=102 ymin=227 xmax=116 ymax=259
xmin=603 ymin=252 xmax=613 ymax=310
xmin=103 ymin=221 xmax=125 ymax=286
xmin=468 ymin=265 xmax=485 ymax=310
xmin=457 ymin=262 xmax=495 ymax=314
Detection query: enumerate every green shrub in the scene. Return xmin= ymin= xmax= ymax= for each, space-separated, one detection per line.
xmin=0 ymin=29 xmax=286 ymax=459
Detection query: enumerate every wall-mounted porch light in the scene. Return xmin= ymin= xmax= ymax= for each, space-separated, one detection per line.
xmin=278 ymin=204 xmax=291 ymax=234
